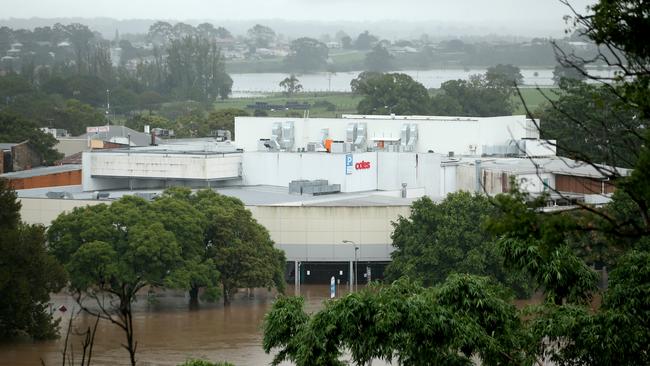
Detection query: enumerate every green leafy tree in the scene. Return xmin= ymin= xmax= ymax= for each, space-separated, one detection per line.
xmin=246 ymin=24 xmax=276 ymax=48
xmin=137 ymin=91 xmax=166 ymax=113
xmin=125 ymin=114 xmax=173 ymax=134
xmin=386 ymin=193 xmax=532 ymax=297
xmin=354 ymin=30 xmax=378 ymax=50
xmin=0 ymin=179 xmax=67 ymax=340
xmin=430 ymin=74 xmax=515 ymax=117
xmin=485 ymin=186 xmax=600 ymax=306
xmin=192 ymin=190 xmax=286 ymax=305
xmin=279 ymin=74 xmax=303 ymax=96
xmin=167 ymin=36 xmax=232 ymax=102
xmin=486 ymin=64 xmax=523 ymax=87
xmin=351 ymin=72 xmax=431 ymax=115
xmin=150 ymin=189 xmax=219 ymax=304
xmin=0 ymin=111 xmax=62 ymax=165
xmin=537 ymin=79 xmax=642 ymax=168
xmin=264 ymin=276 xmax=529 ymax=366
xmin=285 ymin=38 xmax=329 ymax=73
xmin=552 ymin=64 xmax=586 ymax=84
xmin=340 ymin=35 xmax=352 ymax=49
xmin=52 ymin=98 xmax=105 ymax=136
xmin=47 ymin=196 xmax=189 ymax=365
xmin=364 ymin=45 xmax=393 ymax=72
xmin=206 ymin=108 xmax=248 ymax=139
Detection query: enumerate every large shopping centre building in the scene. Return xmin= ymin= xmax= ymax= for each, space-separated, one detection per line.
xmin=11 ymin=114 xmax=626 ymax=286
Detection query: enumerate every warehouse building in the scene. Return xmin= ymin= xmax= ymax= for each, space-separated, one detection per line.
xmin=13 ymin=114 xmax=627 ymax=286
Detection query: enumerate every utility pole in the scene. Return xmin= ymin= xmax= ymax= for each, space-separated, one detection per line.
xmin=342 ymin=240 xmax=359 ymax=292
xmin=105 ymin=89 xmax=111 ymax=125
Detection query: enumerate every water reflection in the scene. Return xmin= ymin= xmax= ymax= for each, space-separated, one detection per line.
xmin=0 ymin=285 xmax=341 ymax=366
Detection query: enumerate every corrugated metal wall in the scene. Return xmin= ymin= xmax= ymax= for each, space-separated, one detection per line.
xmin=555 ymin=174 xmax=615 ymax=194
xmin=8 ymin=170 xmax=82 ymax=190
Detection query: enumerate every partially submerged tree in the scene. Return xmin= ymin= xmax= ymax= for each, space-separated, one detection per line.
xmin=191 ymin=189 xmax=286 ymax=305
xmin=48 ymin=196 xmax=185 ymax=365
xmin=0 ymin=179 xmax=67 ymax=340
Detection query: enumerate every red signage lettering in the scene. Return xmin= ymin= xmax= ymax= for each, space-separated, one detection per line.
xmin=355 ymin=161 xmax=371 ymax=170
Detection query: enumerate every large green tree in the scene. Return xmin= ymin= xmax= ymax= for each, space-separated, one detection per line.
xmin=0 ymin=179 xmax=67 ymax=340
xmin=246 ymin=24 xmax=276 ymax=49
xmin=430 ymin=74 xmax=515 ymax=117
xmin=364 ymin=45 xmax=393 ymax=72
xmin=537 ymin=79 xmax=642 ymax=168
xmin=386 ymin=192 xmax=531 ymax=297
xmin=279 ymin=74 xmax=303 ymax=96
xmin=47 ymin=195 xmax=191 ymax=365
xmin=167 ymin=36 xmax=233 ymax=101
xmin=285 ymin=38 xmax=329 ymax=73
xmin=191 ymin=190 xmax=286 ymax=305
xmin=264 ymin=276 xmax=529 ymax=366
xmin=351 ymin=72 xmax=431 ymax=115
xmin=485 ymin=64 xmax=523 ymax=87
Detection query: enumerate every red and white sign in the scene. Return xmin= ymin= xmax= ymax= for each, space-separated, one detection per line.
xmin=355 ymin=161 xmax=371 ymax=170
xmin=86 ymin=126 xmax=110 ymax=133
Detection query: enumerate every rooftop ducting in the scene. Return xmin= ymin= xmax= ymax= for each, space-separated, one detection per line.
xmin=406 ymin=124 xmax=418 ymax=150
xmin=400 ymin=124 xmax=409 ymax=148
xmin=289 ymin=179 xmax=341 ymax=195
xmin=280 ymin=121 xmax=295 ymax=151
xmin=346 ymin=123 xmax=357 ymax=145
xmin=354 ymin=123 xmax=367 ymax=150
xmin=269 ymin=122 xmax=282 ymax=151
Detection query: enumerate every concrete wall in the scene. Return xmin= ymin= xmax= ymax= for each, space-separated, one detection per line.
xmin=89 ymin=152 xmax=242 ymax=180
xmin=242 ymin=151 xmax=377 ymax=193
xmin=55 ymin=138 xmax=88 ymax=157
xmin=83 ymin=151 xmax=242 ymax=191
xmin=250 ymin=205 xmax=410 ymax=261
xmin=235 ymin=115 xmax=529 ymax=155
xmin=12 ymin=142 xmax=42 ymax=171
xmin=19 ymin=197 xmax=410 ymax=262
xmin=377 ymin=152 xmax=443 ymax=197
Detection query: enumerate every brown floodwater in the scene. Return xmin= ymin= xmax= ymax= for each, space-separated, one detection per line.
xmin=0 ymin=285 xmax=348 ymax=366
xmin=0 ymin=285 xmax=552 ymax=366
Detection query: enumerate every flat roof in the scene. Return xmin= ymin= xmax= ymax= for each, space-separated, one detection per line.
xmin=88 ymin=147 xmax=241 ymax=156
xmin=341 ymin=114 xmax=481 ymax=122
xmin=475 ymin=157 xmax=630 ymax=179
xmin=15 ymin=184 xmax=417 ymax=208
xmin=0 ymin=142 xmax=19 ymax=150
xmin=1 ymin=164 xmax=82 ymax=179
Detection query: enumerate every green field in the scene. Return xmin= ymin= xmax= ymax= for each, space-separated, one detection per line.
xmin=213 ymin=87 xmax=559 ymax=117
xmin=214 ymin=92 xmax=363 ymax=117
xmin=513 ymin=87 xmax=561 ymax=114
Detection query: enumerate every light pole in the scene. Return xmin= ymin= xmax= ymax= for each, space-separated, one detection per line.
xmin=342 ymin=240 xmax=359 ymax=292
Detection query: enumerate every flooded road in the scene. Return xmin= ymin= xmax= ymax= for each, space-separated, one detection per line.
xmin=0 ymin=285 xmax=343 ymax=366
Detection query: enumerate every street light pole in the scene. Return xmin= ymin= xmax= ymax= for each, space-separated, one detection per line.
xmin=342 ymin=240 xmax=359 ymax=292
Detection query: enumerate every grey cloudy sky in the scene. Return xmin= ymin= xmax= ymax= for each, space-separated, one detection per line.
xmin=4 ymin=0 xmax=594 ymax=24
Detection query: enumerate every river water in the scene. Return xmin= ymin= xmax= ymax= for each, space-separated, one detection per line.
xmin=0 ymin=285 xmax=349 ymax=366
xmin=229 ymin=68 xmax=616 ymax=95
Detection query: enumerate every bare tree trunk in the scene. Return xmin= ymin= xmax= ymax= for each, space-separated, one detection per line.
xmin=222 ymin=283 xmax=230 ymax=306
xmin=189 ymin=285 xmax=200 ymax=306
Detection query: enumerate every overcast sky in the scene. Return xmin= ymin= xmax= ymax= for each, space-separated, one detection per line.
xmin=3 ymin=0 xmax=595 ymax=25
